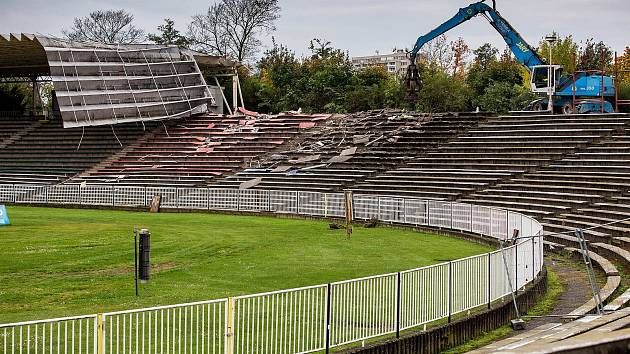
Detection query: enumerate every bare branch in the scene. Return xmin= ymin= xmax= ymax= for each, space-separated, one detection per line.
xmin=63 ymin=9 xmax=145 ymax=44
xmin=187 ymin=0 xmax=280 ymax=62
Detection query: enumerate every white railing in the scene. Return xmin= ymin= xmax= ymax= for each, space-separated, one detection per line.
xmin=0 ymin=315 xmax=97 ymax=354
xmin=102 ymin=299 xmax=227 ymax=354
xmin=0 ymin=184 xmax=544 ymax=354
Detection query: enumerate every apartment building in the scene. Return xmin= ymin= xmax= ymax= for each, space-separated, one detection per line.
xmin=351 ymin=49 xmax=410 ymax=75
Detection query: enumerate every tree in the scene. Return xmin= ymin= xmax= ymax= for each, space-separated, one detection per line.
xmin=255 ymin=40 xmax=303 ymax=112
xmin=148 ymin=19 xmax=190 ymax=46
xmin=617 ymin=47 xmax=630 ymax=84
xmin=418 ymin=34 xmax=453 ymax=72
xmin=467 ymin=43 xmax=526 ymax=109
xmin=63 ymin=9 xmax=145 ymax=44
xmin=188 ymin=0 xmax=280 ymax=62
xmin=472 ymin=43 xmax=499 ymax=67
xmin=478 ymin=82 xmax=535 ymax=113
xmin=537 ymin=33 xmax=579 ymax=73
xmin=451 ymin=37 xmax=470 ymax=77
xmin=302 ymin=39 xmax=353 ymax=113
xmin=416 ymin=65 xmax=472 ymax=113
xmin=577 ymin=38 xmax=613 ymax=71
xmin=0 ymin=84 xmax=31 ymax=113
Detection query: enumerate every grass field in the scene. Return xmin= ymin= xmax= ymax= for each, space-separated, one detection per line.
xmin=0 ymin=206 xmax=492 ymax=324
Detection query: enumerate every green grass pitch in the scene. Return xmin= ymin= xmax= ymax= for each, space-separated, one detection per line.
xmin=0 ymin=206 xmax=492 ymax=323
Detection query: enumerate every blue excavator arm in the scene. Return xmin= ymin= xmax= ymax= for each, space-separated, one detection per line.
xmin=405 ymin=0 xmax=544 ymax=98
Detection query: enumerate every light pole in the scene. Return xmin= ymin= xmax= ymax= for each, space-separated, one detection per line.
xmin=545 ymin=35 xmax=558 ymax=113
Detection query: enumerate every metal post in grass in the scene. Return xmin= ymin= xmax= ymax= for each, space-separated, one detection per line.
xmin=344 ymin=191 xmax=353 ymax=240
xmin=134 ymin=226 xmax=139 ymax=296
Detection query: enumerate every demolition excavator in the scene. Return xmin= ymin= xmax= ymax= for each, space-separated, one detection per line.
xmin=404 ymin=0 xmax=616 ymax=113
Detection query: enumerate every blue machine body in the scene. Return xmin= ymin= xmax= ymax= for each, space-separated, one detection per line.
xmin=406 ymin=0 xmax=616 ymax=113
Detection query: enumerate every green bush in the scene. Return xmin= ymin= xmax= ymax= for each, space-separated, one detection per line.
xmin=478 ymin=82 xmax=536 ymax=113
xmin=416 ymin=68 xmax=472 ymax=113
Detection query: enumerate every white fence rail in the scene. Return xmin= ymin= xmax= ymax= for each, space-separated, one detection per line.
xmin=0 ymin=184 xmax=544 ymax=353
xmin=0 ymin=315 xmax=97 ymax=354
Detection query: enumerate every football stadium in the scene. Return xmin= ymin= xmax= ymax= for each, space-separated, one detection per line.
xmin=1 ymin=1 xmax=630 ymax=353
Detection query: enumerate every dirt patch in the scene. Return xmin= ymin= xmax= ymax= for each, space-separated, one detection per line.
xmin=13 ymin=262 xmax=182 ymax=279
xmin=76 ymin=262 xmax=180 ymax=277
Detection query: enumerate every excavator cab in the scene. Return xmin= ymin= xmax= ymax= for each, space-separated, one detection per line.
xmin=530 ymin=65 xmax=563 ymax=95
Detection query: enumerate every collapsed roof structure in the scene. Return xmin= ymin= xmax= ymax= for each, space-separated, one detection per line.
xmin=0 ymin=33 xmax=239 ymax=128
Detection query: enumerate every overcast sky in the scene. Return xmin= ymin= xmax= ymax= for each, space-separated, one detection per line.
xmin=1 ymin=0 xmax=628 ymax=59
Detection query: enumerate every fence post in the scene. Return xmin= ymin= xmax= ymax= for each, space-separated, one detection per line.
xmin=325 ymin=283 xmax=331 ymax=353
xmin=489 ymin=209 xmax=493 ymax=237
xmin=450 ymin=202 xmax=454 ymax=229
xmin=97 ymin=314 xmax=104 ymax=354
xmin=448 ymin=261 xmax=452 ymax=323
xmin=226 ymin=297 xmax=234 ymax=354
xmin=267 ymin=190 xmax=271 ymax=212
xmin=396 ymin=272 xmax=401 ymax=338
xmin=403 ymin=198 xmax=407 ymax=225
xmin=515 ymin=243 xmax=519 ymax=294
xmin=487 ymin=253 xmax=492 ymax=309
xmin=532 ymin=234 xmax=537 ymax=279
xmin=237 ymin=190 xmax=241 ymax=212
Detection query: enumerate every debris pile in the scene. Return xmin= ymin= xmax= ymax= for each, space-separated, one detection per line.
xmin=243 ymin=109 xmax=435 ymax=171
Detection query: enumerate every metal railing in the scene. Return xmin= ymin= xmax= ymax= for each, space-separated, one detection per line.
xmin=0 ymin=184 xmax=544 ymax=353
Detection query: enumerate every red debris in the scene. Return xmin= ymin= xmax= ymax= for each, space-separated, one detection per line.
xmin=239 ymin=119 xmax=256 ymax=126
xmin=299 ymin=122 xmax=316 ymax=129
xmin=196 ymin=147 xmax=214 ymax=153
xmin=238 ymin=107 xmax=259 ymax=117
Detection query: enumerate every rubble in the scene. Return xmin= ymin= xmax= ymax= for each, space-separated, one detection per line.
xmin=237 ymin=109 xmax=435 ymax=171
xmin=239 ymin=177 xmax=262 ymax=190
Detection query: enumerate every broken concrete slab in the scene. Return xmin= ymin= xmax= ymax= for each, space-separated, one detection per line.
xmin=239 ymin=177 xmax=262 ymax=190
xmin=299 ymin=164 xmax=327 ymax=171
xmin=353 ymin=135 xmax=370 ymax=144
xmin=340 ymin=146 xmax=357 ymax=156
xmin=289 ymin=154 xmax=321 ymax=164
xmin=327 ymin=155 xmax=353 ymax=163
xmin=271 ymin=165 xmax=292 ymax=172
